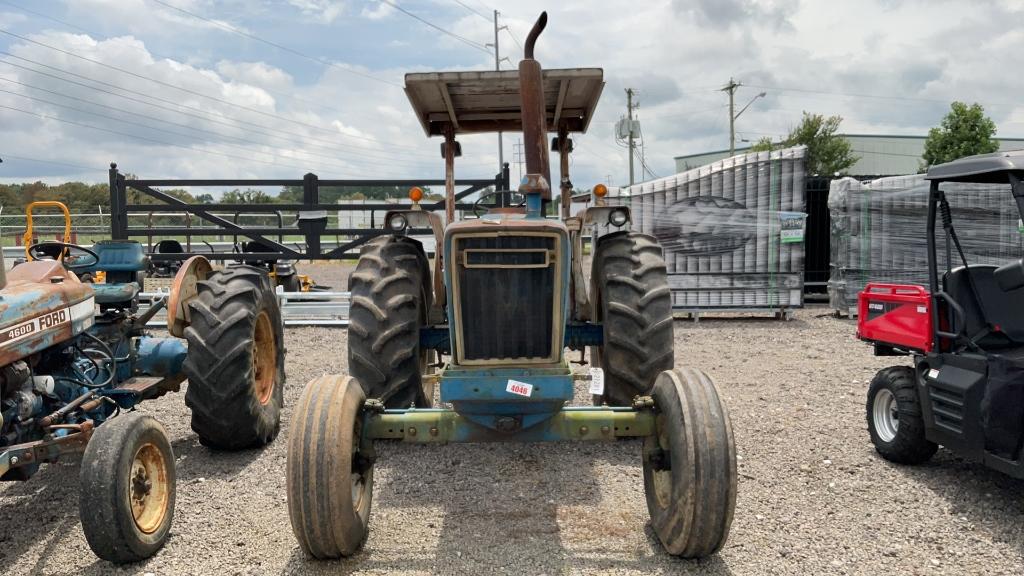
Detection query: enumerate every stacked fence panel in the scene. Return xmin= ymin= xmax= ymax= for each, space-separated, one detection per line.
xmin=602 ymin=146 xmax=808 ymax=311
xmin=827 ymin=175 xmax=1023 ymax=314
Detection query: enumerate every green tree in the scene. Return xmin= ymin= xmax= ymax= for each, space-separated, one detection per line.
xmin=778 ymin=113 xmax=858 ymax=175
xmin=221 ymin=189 xmax=276 ymax=204
xmin=748 ymin=136 xmax=775 ymax=152
xmin=921 ymin=101 xmax=999 ymax=170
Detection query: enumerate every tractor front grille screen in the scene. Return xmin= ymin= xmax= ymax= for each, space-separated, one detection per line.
xmin=456 ymin=235 xmax=556 ymax=361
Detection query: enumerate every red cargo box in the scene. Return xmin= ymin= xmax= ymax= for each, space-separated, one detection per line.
xmin=857 ymin=283 xmax=933 ymax=353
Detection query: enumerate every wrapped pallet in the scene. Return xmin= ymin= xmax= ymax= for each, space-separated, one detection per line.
xmin=602 ymin=146 xmax=808 ymax=314
xmin=827 ymin=174 xmax=1022 ymax=314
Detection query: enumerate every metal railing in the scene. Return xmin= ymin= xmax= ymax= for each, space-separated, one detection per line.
xmin=109 ymin=163 xmax=511 ymax=262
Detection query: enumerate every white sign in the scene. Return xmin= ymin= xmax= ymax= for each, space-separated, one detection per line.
xmin=588 ymin=367 xmax=605 ymax=395
xmin=506 ymin=379 xmax=533 ymax=397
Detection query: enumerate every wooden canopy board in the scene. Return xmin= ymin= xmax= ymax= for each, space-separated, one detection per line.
xmin=404 ymin=68 xmax=605 ymax=136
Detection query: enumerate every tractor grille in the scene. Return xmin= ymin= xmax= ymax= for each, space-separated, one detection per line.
xmin=454 ymin=235 xmax=557 ymax=362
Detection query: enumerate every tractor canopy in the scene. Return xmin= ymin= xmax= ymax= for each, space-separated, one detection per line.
xmin=925 ymin=149 xmax=1024 ymax=184
xmin=404 ymin=68 xmax=604 ymax=137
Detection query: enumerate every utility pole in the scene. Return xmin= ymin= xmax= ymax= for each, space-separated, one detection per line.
xmin=491 ymin=10 xmax=508 ymax=176
xmin=626 ymin=88 xmax=638 ymax=185
xmin=722 ymin=78 xmax=740 ymax=156
xmin=513 ymin=139 xmax=524 ymax=183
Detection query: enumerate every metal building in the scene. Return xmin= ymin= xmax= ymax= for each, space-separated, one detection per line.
xmin=675 ymin=134 xmax=1024 ymax=177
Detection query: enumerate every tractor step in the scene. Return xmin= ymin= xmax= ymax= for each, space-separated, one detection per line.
xmin=115 ymin=375 xmax=183 ymax=398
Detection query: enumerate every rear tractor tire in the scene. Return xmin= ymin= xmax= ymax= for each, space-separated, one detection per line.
xmin=348 ymin=236 xmax=434 ymax=408
xmin=591 ymin=232 xmax=674 ymax=406
xmin=867 ymin=366 xmax=937 ymax=464
xmin=287 ymin=374 xmax=374 ymax=559
xmin=183 ymin=264 xmax=285 ymax=450
xmin=643 ymin=367 xmax=737 ymax=558
xmin=80 ymin=412 xmax=176 ymax=564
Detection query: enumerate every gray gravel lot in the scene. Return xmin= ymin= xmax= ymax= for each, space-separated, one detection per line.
xmin=2 ymin=262 xmax=1024 ymax=575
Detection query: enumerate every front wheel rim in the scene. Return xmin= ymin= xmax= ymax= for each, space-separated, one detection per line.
xmin=873 ymin=388 xmax=899 ymax=443
xmin=130 ymin=442 xmax=171 ymax=534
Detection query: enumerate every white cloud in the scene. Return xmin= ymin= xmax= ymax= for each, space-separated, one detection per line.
xmin=286 ymin=0 xmax=346 ymax=23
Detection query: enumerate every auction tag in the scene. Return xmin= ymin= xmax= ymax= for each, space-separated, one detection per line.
xmin=917 ymin=305 xmax=927 ymax=314
xmin=928 ymin=368 xmax=940 ymax=380
xmin=506 ymin=379 xmax=533 ymax=397
xmin=589 ymin=367 xmax=605 ymax=395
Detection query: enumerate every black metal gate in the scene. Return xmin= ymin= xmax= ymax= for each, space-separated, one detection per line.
xmin=108 ymin=163 xmax=510 ymax=262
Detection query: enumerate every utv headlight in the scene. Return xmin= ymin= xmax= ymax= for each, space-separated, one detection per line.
xmin=608 ymin=208 xmax=629 ymax=227
xmin=387 ymin=213 xmax=408 ymax=232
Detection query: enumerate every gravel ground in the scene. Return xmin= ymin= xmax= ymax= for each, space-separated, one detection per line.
xmin=3 ymin=263 xmax=1024 ymax=574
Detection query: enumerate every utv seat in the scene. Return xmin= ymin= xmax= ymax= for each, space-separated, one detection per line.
xmin=155 ymin=239 xmax=184 ymax=254
xmin=943 ymin=264 xmax=1024 ymax=350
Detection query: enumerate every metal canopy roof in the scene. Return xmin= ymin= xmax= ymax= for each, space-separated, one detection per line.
xmin=404 ymin=68 xmax=604 ymax=137
xmin=926 ymin=149 xmax=1024 ymax=183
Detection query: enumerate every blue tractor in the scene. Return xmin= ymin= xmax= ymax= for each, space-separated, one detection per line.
xmin=286 ymin=13 xmax=737 ymax=559
xmin=1 ymin=202 xmax=285 ymax=563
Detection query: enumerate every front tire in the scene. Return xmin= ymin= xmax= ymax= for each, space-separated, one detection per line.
xmin=183 ymin=265 xmax=285 ymax=450
xmin=867 ymin=366 xmax=937 ymax=464
xmin=287 ymin=374 xmax=374 ymax=559
xmin=80 ymin=412 xmax=175 ymax=564
xmin=643 ymin=368 xmax=736 ymax=558
xmin=591 ymin=232 xmax=674 ymax=406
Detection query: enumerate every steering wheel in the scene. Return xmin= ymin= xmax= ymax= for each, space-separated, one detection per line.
xmin=473 ymin=190 xmax=526 ymax=218
xmin=29 ymin=241 xmax=100 ymax=272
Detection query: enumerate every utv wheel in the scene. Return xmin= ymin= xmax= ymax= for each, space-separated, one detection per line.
xmin=643 ymin=368 xmax=736 ymax=558
xmin=184 ymin=265 xmax=285 ymax=450
xmin=591 ymin=232 xmax=674 ymax=406
xmin=348 ymin=236 xmax=433 ymax=408
xmin=867 ymin=366 xmax=937 ymax=464
xmin=80 ymin=412 xmax=175 ymax=563
xmin=287 ymin=374 xmax=374 ymax=559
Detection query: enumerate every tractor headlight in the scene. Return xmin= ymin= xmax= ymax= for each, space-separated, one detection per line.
xmin=387 ymin=213 xmax=408 ymax=232
xmin=608 ymin=208 xmax=629 ymax=227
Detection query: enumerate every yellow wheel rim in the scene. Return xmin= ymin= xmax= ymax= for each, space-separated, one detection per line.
xmin=253 ymin=310 xmax=276 ymax=405
xmin=130 ymin=442 xmax=170 ymax=534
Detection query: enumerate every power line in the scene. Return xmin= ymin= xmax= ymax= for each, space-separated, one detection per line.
xmin=0 ymin=102 xmax=389 ymax=176
xmin=147 ymin=0 xmax=402 ymax=88
xmin=745 ymin=83 xmax=950 ymax=104
xmin=503 ymin=27 xmax=524 ymax=58
xmin=0 ymin=0 xmax=355 ymax=119
xmin=0 ymin=75 xmax=458 ymax=171
xmin=0 ymin=152 xmax=97 ymax=171
xmin=0 ymin=28 xmax=428 ymax=152
xmin=0 ymin=53 xmax=446 ymax=163
xmin=451 ymin=0 xmax=490 ymax=21
xmin=0 ymin=87 xmax=398 ymax=173
xmin=377 ymin=0 xmax=493 ymax=55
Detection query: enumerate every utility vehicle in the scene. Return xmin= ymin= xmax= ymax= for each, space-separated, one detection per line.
xmin=859 ymin=150 xmax=1024 ymax=477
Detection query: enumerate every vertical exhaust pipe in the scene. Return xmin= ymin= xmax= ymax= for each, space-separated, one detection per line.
xmin=519 ymin=12 xmax=551 ymax=199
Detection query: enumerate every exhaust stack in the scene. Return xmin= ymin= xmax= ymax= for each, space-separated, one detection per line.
xmin=518 ymin=12 xmax=551 ymax=200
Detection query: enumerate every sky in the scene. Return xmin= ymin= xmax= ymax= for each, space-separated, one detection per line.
xmin=0 ymin=0 xmax=1022 ymax=193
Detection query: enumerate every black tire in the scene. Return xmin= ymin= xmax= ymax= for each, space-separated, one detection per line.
xmin=287 ymin=374 xmax=374 ymax=559
xmin=281 ymin=273 xmax=301 ymax=293
xmin=80 ymin=412 xmax=176 ymax=564
xmin=183 ymin=265 xmax=285 ymax=450
xmin=644 ymin=368 xmax=737 ymax=558
xmin=591 ymin=232 xmax=674 ymax=406
xmin=867 ymin=366 xmax=937 ymax=464
xmin=348 ymin=236 xmax=433 ymax=408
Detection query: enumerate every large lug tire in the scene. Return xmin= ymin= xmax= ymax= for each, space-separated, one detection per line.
xmin=183 ymin=265 xmax=285 ymax=450
xmin=643 ymin=368 xmax=737 ymax=558
xmin=591 ymin=232 xmax=674 ymax=406
xmin=867 ymin=366 xmax=937 ymax=464
xmin=348 ymin=235 xmax=433 ymax=408
xmin=287 ymin=374 xmax=374 ymax=559
xmin=80 ymin=412 xmax=176 ymax=564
